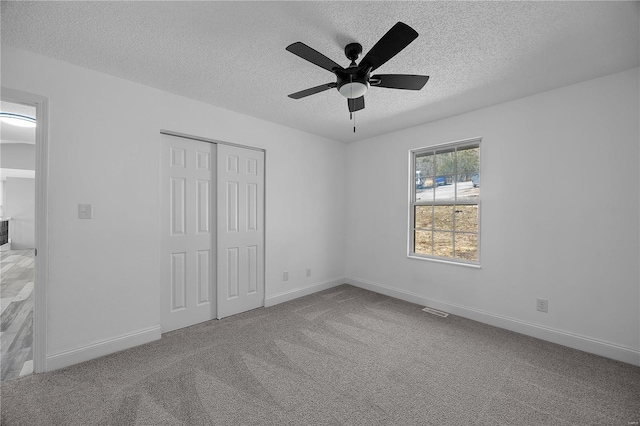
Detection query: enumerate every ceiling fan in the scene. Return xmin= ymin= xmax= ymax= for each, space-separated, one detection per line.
xmin=286 ymin=22 xmax=429 ymax=117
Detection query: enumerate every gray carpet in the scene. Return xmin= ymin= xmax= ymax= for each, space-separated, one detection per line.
xmin=1 ymin=284 xmax=639 ymax=425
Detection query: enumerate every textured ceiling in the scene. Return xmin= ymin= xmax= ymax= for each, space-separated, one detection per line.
xmin=1 ymin=1 xmax=638 ymax=143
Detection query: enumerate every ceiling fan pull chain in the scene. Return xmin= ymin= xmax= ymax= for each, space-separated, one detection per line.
xmin=350 ymin=73 xmax=356 ymax=132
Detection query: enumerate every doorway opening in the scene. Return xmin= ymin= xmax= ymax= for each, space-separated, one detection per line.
xmin=1 ymin=89 xmax=48 ymax=380
xmin=0 ymin=100 xmax=36 ymax=381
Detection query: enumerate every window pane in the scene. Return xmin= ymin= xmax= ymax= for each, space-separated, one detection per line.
xmin=456 ymin=177 xmax=479 ymax=202
xmin=434 ymin=174 xmax=455 ymax=201
xmin=414 ymin=230 xmax=432 ymax=255
xmin=455 ymin=233 xmax=478 ymax=261
xmin=435 ymin=148 xmax=455 ymax=176
xmin=457 ymin=145 xmax=479 ymax=174
xmin=416 ymin=183 xmax=434 ymax=202
xmin=415 ymin=153 xmax=435 ymax=177
xmin=433 ymin=231 xmax=453 ymax=258
xmin=454 ymin=205 xmax=478 ymax=232
xmin=415 ymin=206 xmax=432 ymax=229
xmin=415 ymin=152 xmax=433 ymax=202
xmin=433 ymin=205 xmax=454 ymax=230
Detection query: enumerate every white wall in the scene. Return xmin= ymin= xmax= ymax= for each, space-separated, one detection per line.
xmin=1 ymin=46 xmax=347 ymax=368
xmin=346 ymin=68 xmax=640 ymax=365
xmin=0 ymin=143 xmax=36 ymax=219
xmin=0 ymin=143 xmax=36 ymax=170
xmin=4 ymin=177 xmax=35 ymax=249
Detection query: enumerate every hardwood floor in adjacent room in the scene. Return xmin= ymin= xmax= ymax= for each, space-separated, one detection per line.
xmin=0 ymin=249 xmax=34 ymax=382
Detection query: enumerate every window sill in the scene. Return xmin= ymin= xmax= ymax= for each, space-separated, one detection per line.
xmin=407 ymin=254 xmax=481 ymax=269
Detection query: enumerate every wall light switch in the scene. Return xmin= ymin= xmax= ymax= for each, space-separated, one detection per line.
xmin=78 ymin=204 xmax=93 ymax=219
xmin=536 ymin=298 xmax=548 ymax=313
xmin=283 ymin=271 xmax=289 ymax=281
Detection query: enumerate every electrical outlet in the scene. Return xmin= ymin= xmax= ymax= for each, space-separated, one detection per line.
xmin=283 ymin=271 xmax=289 ymax=281
xmin=306 ymin=268 xmax=311 ymax=277
xmin=536 ymin=298 xmax=548 ymax=313
xmin=78 ymin=204 xmax=93 ymax=219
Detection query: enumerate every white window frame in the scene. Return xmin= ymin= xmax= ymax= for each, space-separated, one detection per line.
xmin=408 ymin=137 xmax=481 ymax=267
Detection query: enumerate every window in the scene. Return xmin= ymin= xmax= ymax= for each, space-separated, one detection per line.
xmin=409 ymin=138 xmax=481 ymax=265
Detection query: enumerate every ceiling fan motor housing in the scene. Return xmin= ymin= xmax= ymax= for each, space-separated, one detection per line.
xmin=337 ymin=43 xmax=369 ymax=98
xmin=344 ymin=42 xmax=363 ymax=62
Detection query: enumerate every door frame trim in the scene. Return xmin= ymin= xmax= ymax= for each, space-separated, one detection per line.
xmin=160 ymin=130 xmax=265 ymax=153
xmin=2 ymin=87 xmax=49 ymax=373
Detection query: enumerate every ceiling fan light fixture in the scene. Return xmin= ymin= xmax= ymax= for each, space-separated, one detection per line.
xmin=0 ymin=112 xmax=36 ymax=128
xmin=338 ymin=81 xmax=369 ymax=99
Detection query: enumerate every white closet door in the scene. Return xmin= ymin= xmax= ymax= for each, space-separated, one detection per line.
xmin=217 ymin=144 xmax=264 ymax=319
xmin=160 ymin=134 xmax=215 ymax=332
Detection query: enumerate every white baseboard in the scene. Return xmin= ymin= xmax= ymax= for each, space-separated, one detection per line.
xmin=346 ymin=277 xmax=640 ymax=367
xmin=264 ymin=277 xmax=346 ymax=307
xmin=46 ymin=326 xmax=161 ymax=372
xmin=45 ymin=278 xmax=347 ymax=371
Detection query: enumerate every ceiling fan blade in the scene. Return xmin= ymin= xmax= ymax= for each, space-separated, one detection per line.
xmin=370 ymin=74 xmax=429 ymax=90
xmin=348 ymin=96 xmax=365 ymax=112
xmin=286 ymin=42 xmax=344 ymax=73
xmin=288 ymin=83 xmax=337 ymax=99
xmin=359 ymin=22 xmax=419 ymax=72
